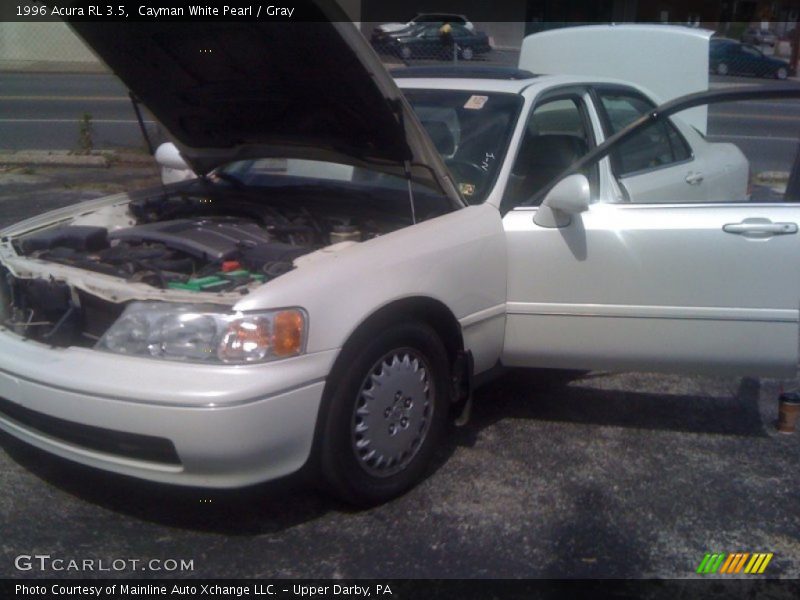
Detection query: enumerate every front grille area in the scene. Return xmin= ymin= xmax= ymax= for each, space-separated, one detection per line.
xmin=0 ymin=397 xmax=181 ymax=465
xmin=0 ymin=269 xmax=125 ymax=348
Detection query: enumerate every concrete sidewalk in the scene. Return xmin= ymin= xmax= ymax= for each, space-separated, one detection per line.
xmin=0 ymin=149 xmax=154 ymax=168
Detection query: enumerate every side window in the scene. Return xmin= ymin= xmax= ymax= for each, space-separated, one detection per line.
xmin=666 ymin=123 xmax=691 ymax=162
xmin=420 ymin=27 xmax=439 ymax=39
xmin=503 ymin=96 xmax=594 ymax=210
xmin=597 ymin=91 xmax=692 ymax=176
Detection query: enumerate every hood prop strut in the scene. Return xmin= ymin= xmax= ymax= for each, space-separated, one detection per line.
xmin=404 ymin=160 xmax=417 ymax=225
xmin=392 ymin=99 xmax=417 ymax=225
xmin=129 ymin=92 xmax=155 ymax=155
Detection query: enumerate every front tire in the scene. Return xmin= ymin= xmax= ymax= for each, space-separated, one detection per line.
xmin=717 ymin=62 xmax=729 ymax=76
xmin=461 ymin=47 xmax=474 ymax=60
xmin=776 ymin=66 xmax=788 ymax=80
xmin=400 ymin=46 xmax=412 ymax=60
xmin=320 ymin=321 xmax=450 ymax=506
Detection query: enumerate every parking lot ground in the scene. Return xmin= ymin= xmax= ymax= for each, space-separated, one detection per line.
xmin=0 ymin=167 xmax=799 ymax=580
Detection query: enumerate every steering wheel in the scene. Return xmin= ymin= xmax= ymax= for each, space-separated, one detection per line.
xmin=445 ymin=159 xmax=488 ymax=203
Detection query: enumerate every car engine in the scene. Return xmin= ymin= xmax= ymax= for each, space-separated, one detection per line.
xmin=1 ymin=180 xmax=425 ymax=347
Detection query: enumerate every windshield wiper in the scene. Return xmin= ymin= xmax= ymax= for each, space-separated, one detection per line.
xmin=204 ymin=171 xmax=246 ymax=189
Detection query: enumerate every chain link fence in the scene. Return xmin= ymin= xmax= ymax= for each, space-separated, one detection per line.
xmin=371 ymin=37 xmax=491 ymax=63
xmin=0 ymin=21 xmax=518 ymax=73
xmin=369 ymin=22 xmax=516 ymax=67
xmin=1 ymin=20 xmax=795 ymax=79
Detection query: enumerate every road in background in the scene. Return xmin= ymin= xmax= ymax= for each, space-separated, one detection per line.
xmin=701 ymin=76 xmax=800 ymax=175
xmin=0 ymin=72 xmax=161 ymax=151
xmin=2 ymin=71 xmax=800 ymax=177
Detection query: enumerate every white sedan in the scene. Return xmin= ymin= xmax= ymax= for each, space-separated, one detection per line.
xmin=0 ymin=16 xmax=798 ymax=505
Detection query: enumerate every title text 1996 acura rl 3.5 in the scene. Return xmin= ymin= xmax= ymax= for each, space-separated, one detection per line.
xmin=1 ymin=11 xmax=800 ymax=505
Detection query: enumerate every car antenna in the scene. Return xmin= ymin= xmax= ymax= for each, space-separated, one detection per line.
xmin=129 ymin=92 xmax=155 ymax=155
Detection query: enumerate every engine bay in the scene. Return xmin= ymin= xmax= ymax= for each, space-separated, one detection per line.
xmin=11 ymin=180 xmax=416 ymax=294
xmin=1 ymin=178 xmax=443 ymax=347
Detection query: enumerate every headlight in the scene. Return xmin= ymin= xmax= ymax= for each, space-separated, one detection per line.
xmin=97 ymin=302 xmax=307 ymax=364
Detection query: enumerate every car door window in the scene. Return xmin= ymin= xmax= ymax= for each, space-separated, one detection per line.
xmin=596 ymin=90 xmax=691 ymax=177
xmin=531 ymin=89 xmax=800 ymax=209
xmin=504 ymin=96 xmax=595 ymax=210
xmin=420 ymin=26 xmax=439 ymax=39
xmin=742 ymin=45 xmax=762 ymax=57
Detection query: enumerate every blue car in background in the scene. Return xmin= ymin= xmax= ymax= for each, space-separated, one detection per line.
xmin=373 ymin=23 xmax=492 ymax=61
xmin=710 ymin=38 xmax=790 ymax=79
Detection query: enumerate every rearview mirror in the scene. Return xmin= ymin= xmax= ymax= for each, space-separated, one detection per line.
xmin=533 ymin=173 xmax=590 ymax=228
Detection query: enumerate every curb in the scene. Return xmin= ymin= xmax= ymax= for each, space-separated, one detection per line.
xmin=0 ymin=150 xmax=154 ymax=168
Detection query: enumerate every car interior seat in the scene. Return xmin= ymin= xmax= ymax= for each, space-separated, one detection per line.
xmin=503 ymin=133 xmax=589 ymax=211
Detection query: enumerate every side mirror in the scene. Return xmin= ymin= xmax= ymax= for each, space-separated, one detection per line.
xmin=154 ymin=142 xmax=196 ymax=184
xmin=533 ymin=173 xmax=590 ymax=228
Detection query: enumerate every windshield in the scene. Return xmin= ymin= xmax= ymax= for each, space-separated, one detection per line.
xmin=217 ymin=90 xmax=521 ymax=206
xmin=403 ymin=89 xmax=522 ymax=204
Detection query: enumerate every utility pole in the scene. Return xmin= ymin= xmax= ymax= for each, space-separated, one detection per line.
xmin=792 ymin=17 xmax=800 ymax=76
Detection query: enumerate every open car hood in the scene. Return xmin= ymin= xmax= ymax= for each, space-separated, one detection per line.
xmin=69 ymin=3 xmax=463 ymax=209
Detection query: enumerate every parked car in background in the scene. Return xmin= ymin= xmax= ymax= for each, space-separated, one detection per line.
xmin=710 ymin=38 xmax=789 ymax=78
xmin=371 ymin=12 xmax=474 ymax=39
xmin=741 ymin=27 xmax=778 ymax=47
xmin=374 ymin=23 xmax=491 ymax=61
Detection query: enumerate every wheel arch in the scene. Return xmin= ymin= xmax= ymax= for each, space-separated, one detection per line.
xmin=301 ymin=296 xmax=464 ymax=487
xmin=330 ymin=297 xmax=464 ymax=379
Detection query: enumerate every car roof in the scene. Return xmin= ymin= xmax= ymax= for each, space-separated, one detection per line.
xmin=415 ymin=13 xmax=467 ymax=19
xmin=395 ymin=73 xmax=651 ymax=98
xmin=392 ymin=66 xmax=537 ymax=80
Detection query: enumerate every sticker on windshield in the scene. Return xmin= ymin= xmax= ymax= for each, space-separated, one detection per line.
xmin=459 ymin=183 xmax=476 ymax=197
xmin=463 ymin=95 xmax=488 ymax=110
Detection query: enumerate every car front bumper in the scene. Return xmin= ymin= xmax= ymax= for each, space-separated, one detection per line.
xmin=0 ymin=329 xmax=338 ymax=487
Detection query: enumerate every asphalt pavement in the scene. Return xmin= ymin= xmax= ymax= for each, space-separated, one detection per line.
xmin=0 ymin=165 xmax=798 ymax=580
xmin=0 ymin=72 xmax=161 ymax=151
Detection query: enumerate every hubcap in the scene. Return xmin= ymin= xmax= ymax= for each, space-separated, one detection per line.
xmin=351 ymin=349 xmax=433 ymax=477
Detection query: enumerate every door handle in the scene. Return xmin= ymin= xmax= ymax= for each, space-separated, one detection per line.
xmin=685 ymin=172 xmax=704 ymax=185
xmin=723 ymin=219 xmax=798 ymax=238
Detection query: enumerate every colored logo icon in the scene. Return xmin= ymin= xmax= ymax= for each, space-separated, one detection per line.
xmin=697 ymin=553 xmax=773 ymax=574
